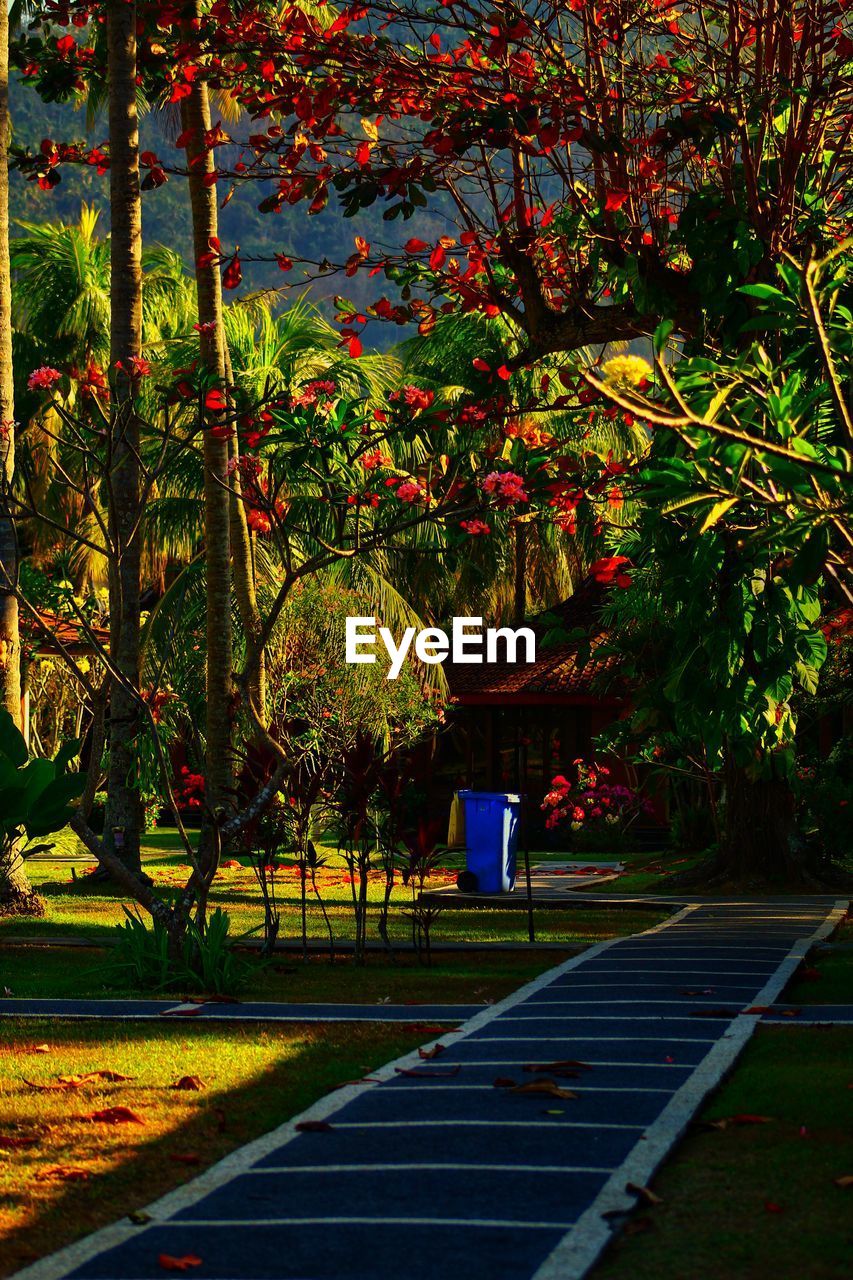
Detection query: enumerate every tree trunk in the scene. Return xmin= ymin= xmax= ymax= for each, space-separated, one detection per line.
xmin=719 ymin=756 xmax=801 ymax=884
xmin=103 ymin=0 xmax=143 ymax=874
xmin=0 ymin=6 xmax=39 ymax=913
xmin=179 ymin=23 xmax=233 ymax=845
xmin=223 ymin=348 xmax=266 ymax=723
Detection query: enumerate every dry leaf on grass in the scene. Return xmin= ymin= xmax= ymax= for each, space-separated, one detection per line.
xmin=86 ymin=1106 xmax=145 ymax=1125
xmin=0 ymin=1135 xmax=39 ymax=1150
xmin=833 ymin=1175 xmax=853 ymax=1188
xmin=158 ymin=1255 xmax=203 ymax=1271
xmin=169 ymin=1153 xmax=202 ymax=1166
xmin=170 ymin=1076 xmax=205 ymax=1092
xmin=626 ymin=1182 xmax=663 ymax=1206
xmin=706 ymin=1113 xmax=774 ymax=1130
xmin=35 ymin=1166 xmax=91 ymax=1183
xmin=764 ymin=1201 xmax=784 ymax=1214
xmin=32 ymin=1045 xmax=50 ymax=1054
xmin=511 ymin=1079 xmax=577 ymax=1100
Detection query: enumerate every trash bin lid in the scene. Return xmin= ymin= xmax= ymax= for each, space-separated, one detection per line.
xmin=456 ymin=790 xmax=521 ymax=803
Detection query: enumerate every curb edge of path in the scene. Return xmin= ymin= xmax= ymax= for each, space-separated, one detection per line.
xmin=530 ymin=897 xmax=850 ymax=1280
xmin=6 ymin=907 xmax=695 ymax=1280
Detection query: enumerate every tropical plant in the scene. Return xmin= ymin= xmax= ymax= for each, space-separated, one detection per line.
xmin=0 ymin=707 xmax=84 ymax=911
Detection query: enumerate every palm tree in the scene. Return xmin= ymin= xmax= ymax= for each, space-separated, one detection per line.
xmin=105 ymin=0 xmax=145 ymax=873
xmin=0 ymin=0 xmax=30 ymax=910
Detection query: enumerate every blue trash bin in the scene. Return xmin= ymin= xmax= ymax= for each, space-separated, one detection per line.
xmin=457 ymin=790 xmax=520 ymax=893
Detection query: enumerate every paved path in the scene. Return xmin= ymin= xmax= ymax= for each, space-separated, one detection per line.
xmin=11 ymin=898 xmax=846 ymax=1280
xmin=4 ymin=995 xmax=853 ymax=1026
xmin=0 ymin=998 xmax=483 ymax=1023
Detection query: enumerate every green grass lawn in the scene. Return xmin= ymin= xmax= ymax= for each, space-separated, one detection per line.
xmin=1 ymin=828 xmax=668 ymax=957
xmin=0 ymin=1018 xmax=428 ymax=1278
xmin=0 ymin=943 xmax=585 ymax=1004
xmin=593 ymin=1027 xmax=853 ymax=1280
xmin=785 ymin=921 xmax=853 ymax=1006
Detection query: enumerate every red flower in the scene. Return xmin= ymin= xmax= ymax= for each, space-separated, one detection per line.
xmin=589 ymin=556 xmax=632 ymax=588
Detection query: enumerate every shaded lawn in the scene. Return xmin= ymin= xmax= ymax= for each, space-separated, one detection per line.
xmin=0 ymin=944 xmax=579 ymax=1004
xmin=0 ymin=1019 xmax=428 ymax=1279
xmin=785 ymin=921 xmax=853 ymax=1006
xmin=593 ymin=1028 xmax=853 ymax=1280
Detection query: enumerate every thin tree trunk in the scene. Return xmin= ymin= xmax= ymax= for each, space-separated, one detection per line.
xmin=179 ymin=18 xmax=233 ymax=848
xmin=223 ymin=347 xmax=266 ymax=722
xmin=0 ymin=6 xmax=38 ymax=912
xmin=103 ymin=0 xmax=143 ymax=874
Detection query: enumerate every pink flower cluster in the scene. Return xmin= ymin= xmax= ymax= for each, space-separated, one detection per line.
xmin=27 ymin=366 xmax=62 ymax=391
xmin=291 ymin=379 xmax=336 ymax=409
xmin=482 ymin=470 xmax=528 ymax=505
xmin=395 ymin=479 xmax=430 ymax=503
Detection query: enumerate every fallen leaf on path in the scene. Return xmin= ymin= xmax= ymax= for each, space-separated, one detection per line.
xmin=523 ymin=1060 xmax=591 ymax=1075
xmin=833 ymin=1175 xmax=853 ymax=1188
xmin=158 ymin=1255 xmax=203 ymax=1271
xmin=160 ymin=1008 xmax=202 ymax=1018
xmin=35 ymin=1166 xmax=90 ymax=1182
xmin=512 ymin=1079 xmax=577 ymax=1100
xmin=129 ymin=1211 xmax=151 ymax=1224
xmin=170 ymin=1076 xmax=205 ymax=1092
xmin=332 ymin=1078 xmax=382 ymax=1089
xmin=86 ymin=1106 xmax=145 ymax=1125
xmin=627 ymin=1182 xmax=662 ymax=1206
xmin=295 ymin=1120 xmax=334 ymax=1133
xmin=418 ymin=1044 xmax=445 ymax=1060
xmin=394 ymin=1065 xmax=461 ymax=1078
xmin=0 ymin=1135 xmax=39 ymax=1150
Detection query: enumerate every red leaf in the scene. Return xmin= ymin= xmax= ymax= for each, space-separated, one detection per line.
xmin=222 ymin=255 xmax=242 ymax=290
xmin=35 ymin=1166 xmax=90 ymax=1183
xmin=604 ymin=189 xmax=629 ymax=212
xmin=0 ymin=1135 xmax=39 ymax=1150
xmin=158 ymin=1256 xmax=203 ymax=1272
xmin=418 ymin=1043 xmax=445 ymax=1060
xmin=404 ymin=238 xmax=429 ymax=252
xmin=170 ymin=1076 xmax=205 ymax=1092
xmin=86 ymin=1106 xmax=145 ymax=1125
xmin=764 ymin=1201 xmax=784 ymax=1214
xmin=348 ymin=335 xmax=363 ymax=359
xmin=170 ymin=1152 xmax=202 ymax=1166
xmin=204 ymin=389 xmax=227 ymax=413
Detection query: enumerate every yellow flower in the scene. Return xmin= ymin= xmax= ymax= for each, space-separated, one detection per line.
xmin=600 ymin=354 xmax=652 ymax=389
xmin=77 ymin=657 xmax=91 ymax=674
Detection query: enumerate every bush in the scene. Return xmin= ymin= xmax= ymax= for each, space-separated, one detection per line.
xmin=110 ymin=906 xmax=256 ymax=995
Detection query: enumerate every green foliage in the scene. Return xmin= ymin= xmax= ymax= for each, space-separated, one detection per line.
xmin=595 ymin=250 xmax=852 ymax=788
xmin=110 ymin=906 xmax=256 ymax=995
xmin=0 ymin=709 xmax=85 ymax=852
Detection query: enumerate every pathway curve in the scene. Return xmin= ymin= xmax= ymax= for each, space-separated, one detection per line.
xmin=11 ymin=898 xmax=846 ymax=1280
